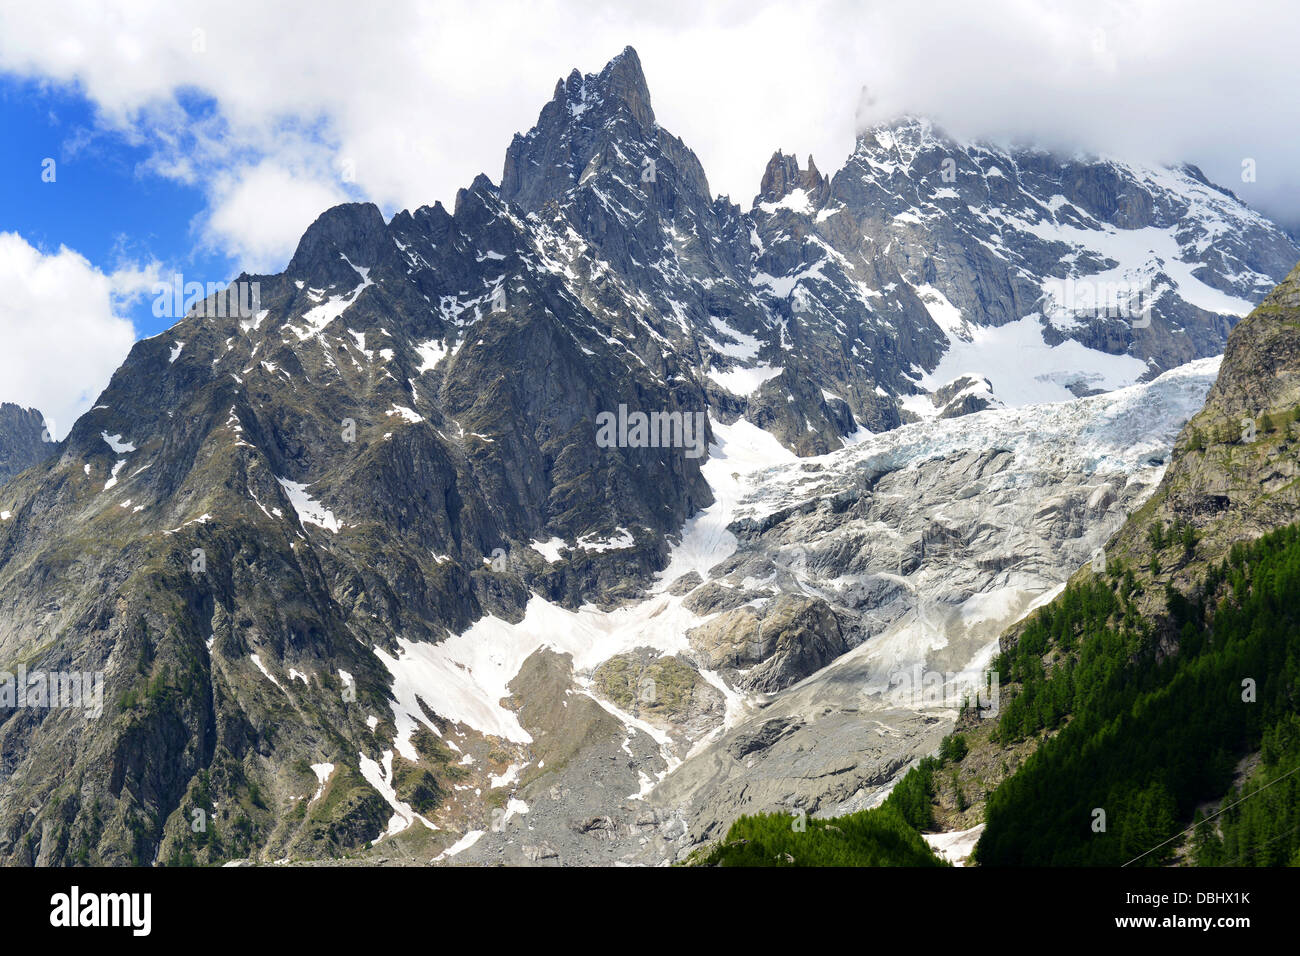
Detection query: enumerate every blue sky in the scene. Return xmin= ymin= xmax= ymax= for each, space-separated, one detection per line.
xmin=2 ymin=77 xmax=255 ymax=339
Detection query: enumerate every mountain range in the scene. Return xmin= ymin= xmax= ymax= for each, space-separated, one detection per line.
xmin=0 ymin=46 xmax=1297 ymax=866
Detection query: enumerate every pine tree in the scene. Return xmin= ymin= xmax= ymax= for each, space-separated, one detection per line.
xmin=1148 ymin=521 xmax=1165 ymax=551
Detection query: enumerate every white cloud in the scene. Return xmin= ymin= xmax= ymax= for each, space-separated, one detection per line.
xmin=0 ymin=233 xmax=138 ymax=439
xmin=203 ymin=161 xmax=349 ymax=273
xmin=108 ymin=258 xmax=164 ymax=305
xmin=1 ymin=0 xmax=1298 ymax=277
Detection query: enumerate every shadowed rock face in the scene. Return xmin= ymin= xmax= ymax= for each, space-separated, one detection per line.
xmin=0 ymin=404 xmax=53 ymax=485
xmin=0 ymin=42 xmax=1294 ymax=867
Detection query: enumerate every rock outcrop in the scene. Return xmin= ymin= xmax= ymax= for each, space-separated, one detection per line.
xmin=0 ymin=404 xmax=52 ymax=485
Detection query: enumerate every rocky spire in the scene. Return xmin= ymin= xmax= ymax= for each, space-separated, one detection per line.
xmin=0 ymin=403 xmax=52 ymax=484
xmin=592 ymin=45 xmax=654 ymax=130
xmin=756 ymin=150 xmax=829 ymax=207
xmin=501 ymin=46 xmax=666 ymax=212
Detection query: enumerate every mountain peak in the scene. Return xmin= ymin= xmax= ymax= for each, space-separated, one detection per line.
xmin=756 ymin=150 xmax=829 ymax=207
xmin=501 ymin=47 xmax=658 ymax=211
xmin=287 ymin=201 xmax=390 ymax=284
xmin=853 ymin=114 xmax=949 ymax=154
xmin=600 ymin=46 xmax=650 ymax=112
xmin=571 ymin=45 xmax=653 ymax=130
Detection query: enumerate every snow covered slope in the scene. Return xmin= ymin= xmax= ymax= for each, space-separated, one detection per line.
xmin=749 ymin=117 xmax=1295 ymax=428
xmin=424 ymin=358 xmax=1218 ymax=863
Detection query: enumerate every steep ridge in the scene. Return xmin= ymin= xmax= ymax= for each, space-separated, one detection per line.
xmin=750 ymin=118 xmax=1298 ymax=418
xmin=0 ymin=45 xmax=1295 ymax=866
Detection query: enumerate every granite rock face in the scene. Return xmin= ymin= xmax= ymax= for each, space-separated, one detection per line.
xmin=0 ymin=404 xmax=53 ymax=485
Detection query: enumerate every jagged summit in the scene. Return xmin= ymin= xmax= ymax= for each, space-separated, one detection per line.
xmin=853 ymin=112 xmax=945 ymax=144
xmin=755 ymin=151 xmax=829 ymax=207
xmin=589 ymin=44 xmax=654 ymax=129
xmin=0 ymin=403 xmax=52 ymax=485
xmin=452 ymin=172 xmax=501 ymax=217
xmin=548 ymin=45 xmax=652 ymax=127
xmin=501 ymin=45 xmax=668 ymax=211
